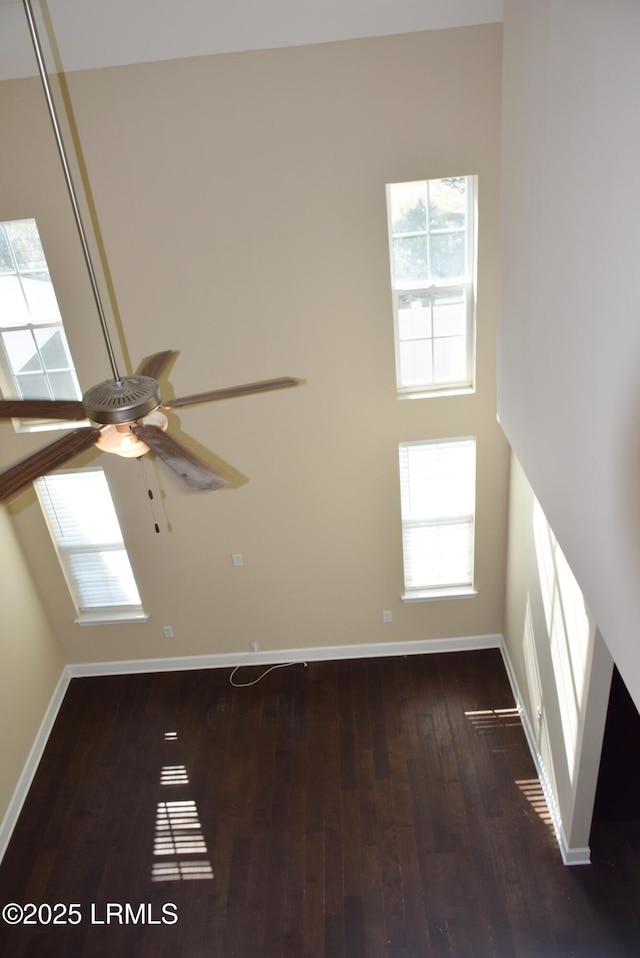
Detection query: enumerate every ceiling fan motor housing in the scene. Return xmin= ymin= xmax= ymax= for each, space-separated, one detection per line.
xmin=83 ymin=376 xmax=162 ymax=425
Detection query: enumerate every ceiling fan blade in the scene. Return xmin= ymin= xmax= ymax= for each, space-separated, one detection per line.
xmin=162 ymin=376 xmax=298 ymax=409
xmin=135 ymin=351 xmax=176 ymax=380
xmin=0 ymin=426 xmax=101 ymax=503
xmin=0 ymin=399 xmax=87 ymax=421
xmin=132 ymin=424 xmax=229 ymax=491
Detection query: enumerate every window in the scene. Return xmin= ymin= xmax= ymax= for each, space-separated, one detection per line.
xmin=399 ymin=438 xmax=476 ymax=599
xmin=0 ymin=218 xmax=82 ymax=426
xmin=35 ymin=468 xmax=146 ymax=624
xmin=387 ymin=176 xmax=476 ymax=395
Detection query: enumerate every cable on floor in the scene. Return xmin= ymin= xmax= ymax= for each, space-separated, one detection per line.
xmin=229 ymin=661 xmax=306 ymax=687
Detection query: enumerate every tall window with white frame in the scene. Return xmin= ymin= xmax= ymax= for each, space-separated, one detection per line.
xmin=398 ymin=438 xmax=476 ymax=600
xmin=387 ymin=176 xmax=476 ymax=395
xmin=35 ymin=468 xmax=146 ymax=625
xmin=0 ymin=218 xmax=82 ymax=426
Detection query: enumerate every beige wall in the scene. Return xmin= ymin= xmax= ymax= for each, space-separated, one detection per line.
xmin=503 ymin=455 xmax=612 ymax=853
xmin=498 ymin=0 xmax=640 ymax=711
xmin=0 ymin=25 xmax=508 ymax=664
xmin=0 ymin=508 xmax=65 ymax=830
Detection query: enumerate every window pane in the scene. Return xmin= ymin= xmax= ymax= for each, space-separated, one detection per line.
xmin=399 ymin=339 xmax=432 ymax=386
xmin=22 ymin=273 xmax=61 ymax=324
xmin=0 ymin=275 xmax=29 ymax=325
xmin=433 ymin=337 xmax=467 ymax=382
xmin=392 ymin=235 xmax=428 ymax=285
xmin=15 ymin=373 xmax=49 ymax=398
xmin=403 ymin=440 xmax=475 ymax=520
xmin=432 ymin=289 xmax=466 ymax=337
xmin=5 ymin=219 xmax=47 ymax=271
xmin=35 ymin=327 xmax=70 ymax=369
xmin=430 ymin=232 xmax=465 ymax=279
xmin=428 ymin=177 xmax=467 ymax=230
xmin=0 ymin=229 xmax=13 ymax=273
xmin=389 ymin=181 xmax=428 ymax=234
xmin=2 ymin=328 xmax=42 ymax=375
xmin=403 ymin=521 xmax=473 ymax=589
xmin=398 ymin=295 xmax=432 ymax=341
xmin=47 ymin=371 xmax=78 ymax=397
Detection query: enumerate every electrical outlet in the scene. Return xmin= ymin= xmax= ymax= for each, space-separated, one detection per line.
xmin=382 ymin=611 xmax=392 ymax=622
xmin=250 ymin=641 xmax=260 ymax=652
xmin=162 ymin=625 xmax=174 ymax=638
xmin=232 ymin=553 xmax=244 ymax=567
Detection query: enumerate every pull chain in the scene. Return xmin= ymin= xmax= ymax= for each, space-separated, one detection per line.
xmin=138 ymin=457 xmax=160 ymax=533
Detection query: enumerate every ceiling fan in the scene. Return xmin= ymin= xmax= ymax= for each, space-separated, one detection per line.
xmin=0 ymin=0 xmax=298 ymax=504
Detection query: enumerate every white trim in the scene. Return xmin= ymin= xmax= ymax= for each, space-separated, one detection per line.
xmin=0 ymin=669 xmax=71 ymax=864
xmin=66 ymin=633 xmax=503 ymax=678
xmin=75 ymin=610 xmax=149 ymax=626
xmin=498 ymin=641 xmax=591 ymax=867
xmin=402 ymin=587 xmax=477 ymax=602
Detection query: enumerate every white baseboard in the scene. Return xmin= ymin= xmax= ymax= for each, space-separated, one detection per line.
xmin=67 ymin=633 xmax=503 ymax=678
xmin=499 ymin=642 xmax=591 ymax=866
xmin=0 ymin=668 xmax=72 ymax=864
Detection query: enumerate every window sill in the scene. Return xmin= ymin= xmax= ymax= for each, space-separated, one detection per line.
xmin=402 ymin=587 xmax=477 ymax=603
xmin=75 ymin=609 xmax=149 ymax=626
xmin=15 ymin=417 xmax=91 ymax=434
xmin=397 ymin=385 xmax=475 ymax=400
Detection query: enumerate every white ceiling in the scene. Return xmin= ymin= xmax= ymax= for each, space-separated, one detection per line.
xmin=0 ymin=0 xmax=503 ymax=80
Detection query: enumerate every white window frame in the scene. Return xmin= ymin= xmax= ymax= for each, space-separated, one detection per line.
xmin=399 ymin=438 xmax=476 ymax=601
xmin=35 ymin=467 xmax=147 ymax=625
xmin=0 ymin=218 xmax=84 ymax=432
xmin=386 ymin=176 xmax=477 ymax=397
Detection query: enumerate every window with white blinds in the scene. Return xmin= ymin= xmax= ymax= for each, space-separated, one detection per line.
xmin=35 ymin=468 xmax=146 ymax=623
xmin=399 ymin=438 xmax=476 ymax=598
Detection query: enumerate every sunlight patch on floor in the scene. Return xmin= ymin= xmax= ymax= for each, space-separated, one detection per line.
xmin=151 ymin=736 xmax=213 ymax=881
xmin=151 ymin=860 xmax=214 ymax=881
xmin=160 ymin=764 xmax=190 ymax=785
xmin=516 ymin=778 xmax=553 ymax=827
xmin=464 ymin=707 xmax=521 ymax=731
xmin=154 ymin=800 xmax=208 ymax=855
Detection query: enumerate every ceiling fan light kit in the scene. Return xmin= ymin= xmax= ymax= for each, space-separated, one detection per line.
xmin=0 ymin=1 xmax=299 ymax=503
xmin=94 ymin=411 xmax=169 ymax=459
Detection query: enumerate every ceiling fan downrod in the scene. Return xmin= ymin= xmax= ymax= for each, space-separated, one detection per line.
xmin=22 ymin=0 xmax=123 ymax=385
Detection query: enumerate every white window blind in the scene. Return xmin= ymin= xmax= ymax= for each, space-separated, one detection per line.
xmin=399 ymin=438 xmax=476 ymax=597
xmin=387 ymin=177 xmax=476 ymax=395
xmin=36 ymin=469 xmax=145 ymax=621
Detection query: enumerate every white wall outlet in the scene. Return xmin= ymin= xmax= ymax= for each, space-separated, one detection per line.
xmin=382 ymin=611 xmax=393 ymax=622
xmin=232 ymin=553 xmax=244 ymax=567
xmin=162 ymin=625 xmax=174 ymax=638
xmin=250 ymin=641 xmax=260 ymax=652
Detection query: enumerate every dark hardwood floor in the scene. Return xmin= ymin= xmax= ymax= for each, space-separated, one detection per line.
xmin=0 ymin=650 xmax=638 ymax=957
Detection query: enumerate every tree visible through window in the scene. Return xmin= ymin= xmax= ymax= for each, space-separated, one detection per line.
xmin=387 ymin=177 xmax=476 ymax=394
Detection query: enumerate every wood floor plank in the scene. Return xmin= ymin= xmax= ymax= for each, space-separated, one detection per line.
xmin=2 ymin=651 xmax=640 ymax=957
